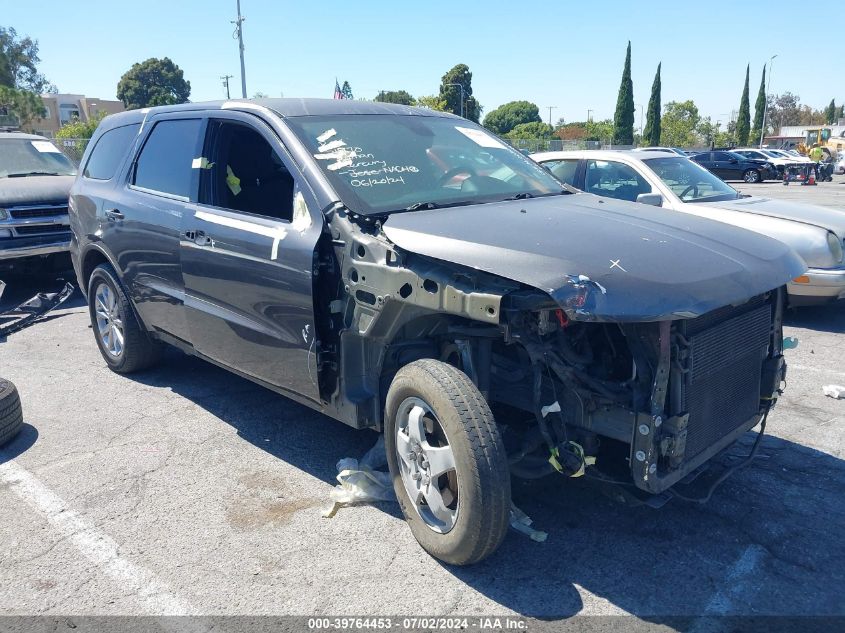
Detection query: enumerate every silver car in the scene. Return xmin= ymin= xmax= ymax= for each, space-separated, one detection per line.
xmin=532 ymin=150 xmax=845 ymax=305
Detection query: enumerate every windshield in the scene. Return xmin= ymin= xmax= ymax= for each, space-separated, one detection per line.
xmin=0 ymin=138 xmax=77 ymax=178
xmin=643 ymin=156 xmax=739 ymax=203
xmin=284 ymin=114 xmax=565 ymax=215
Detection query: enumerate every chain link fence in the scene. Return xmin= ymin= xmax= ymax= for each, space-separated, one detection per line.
xmin=54 ymin=138 xmax=90 ymax=165
xmin=503 ymin=138 xmax=635 ymax=154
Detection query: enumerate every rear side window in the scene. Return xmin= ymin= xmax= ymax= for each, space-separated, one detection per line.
xmin=83 ymin=124 xmax=140 ymax=180
xmin=133 ymin=119 xmax=202 ymax=199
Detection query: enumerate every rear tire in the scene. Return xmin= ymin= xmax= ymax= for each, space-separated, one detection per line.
xmin=385 ymin=359 xmax=511 ymax=565
xmin=0 ymin=378 xmax=23 ymax=447
xmin=88 ymin=264 xmax=162 ymax=373
xmin=743 ymin=169 xmax=761 ymax=183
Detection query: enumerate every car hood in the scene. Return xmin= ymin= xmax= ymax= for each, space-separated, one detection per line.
xmin=0 ymin=175 xmax=74 ymax=206
xmin=382 ymin=194 xmax=805 ymax=322
xmin=701 ymin=196 xmax=845 ymax=237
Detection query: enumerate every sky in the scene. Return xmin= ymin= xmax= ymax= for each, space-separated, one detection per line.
xmin=3 ymin=0 xmax=841 ymax=129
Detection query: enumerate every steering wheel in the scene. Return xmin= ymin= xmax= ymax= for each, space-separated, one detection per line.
xmin=438 ymin=165 xmax=479 ymax=187
xmin=679 ymin=184 xmax=699 ymax=200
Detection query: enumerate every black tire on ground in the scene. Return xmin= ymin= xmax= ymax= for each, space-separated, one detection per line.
xmin=0 ymin=378 xmax=23 ymax=448
xmin=384 ymin=359 xmax=511 ymax=565
xmin=87 ymin=263 xmax=162 ymax=373
xmin=743 ymin=169 xmax=762 ymax=183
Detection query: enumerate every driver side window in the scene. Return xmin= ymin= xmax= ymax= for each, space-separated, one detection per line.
xmin=199 ymin=120 xmax=295 ymax=222
xmin=585 ymin=160 xmax=652 ymax=202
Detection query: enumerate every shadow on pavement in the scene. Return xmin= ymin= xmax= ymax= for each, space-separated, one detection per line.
xmin=785 ymin=301 xmax=845 ymax=334
xmin=124 ymin=349 xmax=845 ymax=620
xmin=0 ymin=423 xmax=39 ymax=463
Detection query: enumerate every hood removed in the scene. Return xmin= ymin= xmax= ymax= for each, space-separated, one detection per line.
xmin=382 ymin=194 xmax=806 ymax=322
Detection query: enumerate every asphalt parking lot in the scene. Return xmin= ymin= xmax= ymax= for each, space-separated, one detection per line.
xmin=1 ymin=178 xmax=844 ymax=630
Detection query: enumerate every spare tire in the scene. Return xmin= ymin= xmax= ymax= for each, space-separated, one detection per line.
xmin=0 ymin=378 xmax=23 ymax=447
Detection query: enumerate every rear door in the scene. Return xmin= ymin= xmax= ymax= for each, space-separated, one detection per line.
xmin=104 ymin=114 xmax=204 ymax=342
xmin=179 ymin=111 xmax=324 ymax=402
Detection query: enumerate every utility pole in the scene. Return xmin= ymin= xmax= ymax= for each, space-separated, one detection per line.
xmin=220 ymin=74 xmax=233 ymax=99
xmin=232 ymin=0 xmax=247 ymax=98
xmin=547 ymin=106 xmax=558 ymax=126
xmin=759 ymin=54 xmax=778 ymax=148
xmin=587 ymin=109 xmax=594 ymax=123
xmin=444 ymin=83 xmax=465 ymax=118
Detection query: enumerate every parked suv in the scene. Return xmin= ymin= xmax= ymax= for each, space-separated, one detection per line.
xmin=0 ymin=132 xmax=77 ymax=272
xmin=70 ymin=100 xmax=804 ymax=564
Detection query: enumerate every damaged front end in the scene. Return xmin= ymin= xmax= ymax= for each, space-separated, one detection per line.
xmin=494 ymin=287 xmax=787 ymax=494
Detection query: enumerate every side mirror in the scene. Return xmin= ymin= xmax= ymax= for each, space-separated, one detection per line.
xmin=636 ymin=193 xmax=663 ymax=207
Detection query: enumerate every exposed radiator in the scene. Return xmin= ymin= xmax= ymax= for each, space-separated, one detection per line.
xmin=680 ymin=301 xmax=772 ymax=460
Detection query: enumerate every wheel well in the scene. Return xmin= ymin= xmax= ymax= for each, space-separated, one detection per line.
xmin=81 ymin=249 xmax=110 ymax=293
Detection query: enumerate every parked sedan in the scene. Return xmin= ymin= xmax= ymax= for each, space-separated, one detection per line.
xmin=836 ymin=155 xmax=845 ymax=175
xmin=691 ymin=150 xmax=775 ymax=183
xmin=532 ymin=150 xmax=845 ymax=305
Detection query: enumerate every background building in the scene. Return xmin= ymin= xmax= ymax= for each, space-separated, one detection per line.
xmin=30 ymin=93 xmax=125 ymax=137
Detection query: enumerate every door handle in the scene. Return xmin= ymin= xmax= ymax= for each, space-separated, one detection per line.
xmin=184 ymin=229 xmax=212 ymax=247
xmin=104 ymin=208 xmax=124 ymax=221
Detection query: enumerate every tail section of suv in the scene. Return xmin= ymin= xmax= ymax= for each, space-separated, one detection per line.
xmin=70 ymin=100 xmax=804 ymax=564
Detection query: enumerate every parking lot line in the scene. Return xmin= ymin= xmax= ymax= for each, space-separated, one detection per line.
xmin=0 ymin=459 xmax=194 ymax=616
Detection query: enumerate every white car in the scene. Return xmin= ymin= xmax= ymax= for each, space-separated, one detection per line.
xmin=532 ymin=150 xmax=845 ymax=305
xmin=732 ymin=148 xmax=796 ymax=170
xmin=836 ymin=155 xmax=845 ymax=175
xmin=633 ymin=146 xmax=687 ymax=156
xmin=766 ymin=148 xmax=813 ymax=164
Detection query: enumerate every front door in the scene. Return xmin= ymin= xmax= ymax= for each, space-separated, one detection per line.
xmin=179 ymin=112 xmax=324 ymax=403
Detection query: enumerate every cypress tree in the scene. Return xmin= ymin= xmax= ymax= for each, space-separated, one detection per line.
xmin=612 ymin=41 xmax=635 ymax=146
xmin=736 ymin=65 xmax=751 ymax=146
xmin=642 ymin=63 xmax=661 ymax=146
xmin=825 ymin=99 xmax=836 ymax=125
xmin=752 ymin=66 xmax=766 ymax=141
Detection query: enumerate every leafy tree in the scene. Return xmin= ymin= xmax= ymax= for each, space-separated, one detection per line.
xmin=55 ymin=110 xmax=107 ymax=140
xmin=838 ymin=105 xmax=844 ymax=119
xmin=555 ymin=122 xmax=587 ymax=141
xmin=0 ymin=85 xmax=45 ymax=127
xmin=116 ymin=57 xmax=191 ymax=109
xmin=660 ymin=100 xmax=700 ymax=147
xmin=505 ymin=121 xmax=553 ymax=140
xmin=752 ymin=67 xmax=766 ymax=142
xmin=612 ymin=42 xmax=635 ymax=145
xmin=643 ymin=63 xmax=661 ymax=146
xmin=252 ymin=91 xmax=269 ymax=99
xmin=825 ymin=99 xmax=837 ymax=125
xmin=586 ymin=119 xmax=614 ymax=143
xmin=736 ymin=65 xmax=750 ymax=146
xmin=341 ymin=81 xmax=353 ymax=100
xmin=483 ymin=101 xmax=541 ymax=135
xmin=375 ymin=90 xmax=415 ymax=105
xmin=416 ymin=95 xmax=447 ymax=111
xmin=0 ymin=26 xmax=54 ymax=92
xmin=439 ymin=64 xmax=481 ymax=122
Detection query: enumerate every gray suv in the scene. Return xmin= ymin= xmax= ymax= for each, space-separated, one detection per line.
xmin=69 ymin=99 xmax=804 ymax=564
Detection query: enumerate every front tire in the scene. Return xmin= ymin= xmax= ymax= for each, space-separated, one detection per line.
xmin=743 ymin=169 xmax=761 ymax=183
xmin=88 ymin=264 xmax=161 ymax=373
xmin=385 ymin=359 xmax=511 ymax=565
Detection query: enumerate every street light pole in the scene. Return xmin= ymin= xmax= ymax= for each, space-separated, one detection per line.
xmin=444 ymin=83 xmax=465 ymax=118
xmin=587 ymin=109 xmax=593 ymax=123
xmin=759 ymin=54 xmax=777 ymax=148
xmin=635 ymin=103 xmax=644 ymax=137
xmin=232 ymin=0 xmax=247 ymax=98
xmin=547 ymin=106 xmax=558 ymax=126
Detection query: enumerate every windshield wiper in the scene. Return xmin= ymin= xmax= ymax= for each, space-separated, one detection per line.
xmin=403 ymin=201 xmax=439 ymax=211
xmin=6 ymin=171 xmax=63 ymax=178
xmin=504 ymin=192 xmax=534 ymax=200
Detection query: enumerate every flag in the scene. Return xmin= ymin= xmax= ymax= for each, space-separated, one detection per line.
xmin=333 ymin=79 xmax=343 ymax=100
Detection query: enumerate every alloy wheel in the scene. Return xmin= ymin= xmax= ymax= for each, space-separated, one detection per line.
xmin=394 ymin=397 xmax=459 ymax=533
xmin=94 ymin=283 xmax=124 ymax=358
